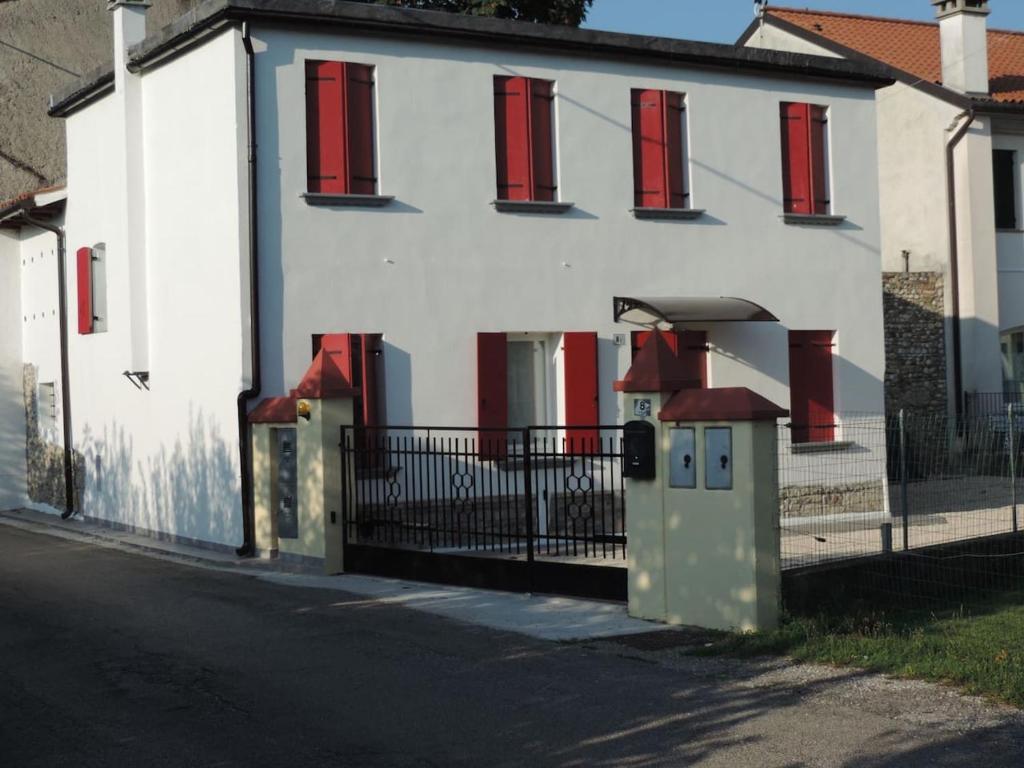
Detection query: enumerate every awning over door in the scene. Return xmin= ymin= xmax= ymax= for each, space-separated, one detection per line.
xmin=613 ymin=296 xmax=778 ymax=328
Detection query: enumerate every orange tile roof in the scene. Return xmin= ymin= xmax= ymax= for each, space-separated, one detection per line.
xmin=763 ymin=7 xmax=1024 ymax=103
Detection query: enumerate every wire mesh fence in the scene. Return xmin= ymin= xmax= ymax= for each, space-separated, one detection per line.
xmin=780 ymin=408 xmax=1024 ymax=609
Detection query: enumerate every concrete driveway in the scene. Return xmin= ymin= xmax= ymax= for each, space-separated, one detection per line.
xmin=1 ymin=524 xmax=1022 ymax=767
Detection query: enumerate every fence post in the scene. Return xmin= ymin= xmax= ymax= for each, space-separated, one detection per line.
xmin=1010 ymin=403 xmax=1019 ymax=533
xmin=521 ymin=428 xmax=535 ymax=592
xmin=899 ymin=409 xmax=910 ymax=551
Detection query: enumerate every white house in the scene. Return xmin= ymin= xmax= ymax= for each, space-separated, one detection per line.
xmin=0 ymin=0 xmax=893 ymax=556
xmin=742 ymin=0 xmax=1024 ymax=415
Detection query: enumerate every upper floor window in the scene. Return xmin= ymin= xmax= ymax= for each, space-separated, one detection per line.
xmin=780 ymin=102 xmax=830 ymax=216
xmin=304 ymin=60 xmax=376 ymax=195
xmin=630 ymin=89 xmax=688 ymax=210
xmin=493 ymin=76 xmax=557 ymax=202
xmin=994 ymin=149 xmax=1018 ymax=230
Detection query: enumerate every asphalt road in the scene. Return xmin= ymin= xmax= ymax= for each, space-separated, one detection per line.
xmin=2 ymin=524 xmax=1024 ymax=768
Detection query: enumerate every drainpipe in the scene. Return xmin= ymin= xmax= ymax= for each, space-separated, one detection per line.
xmin=20 ymin=210 xmax=75 ymax=519
xmin=236 ymin=20 xmax=261 ymax=556
xmin=945 ymin=109 xmax=975 ymax=418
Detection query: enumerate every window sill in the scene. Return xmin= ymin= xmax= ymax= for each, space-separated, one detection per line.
xmin=492 ymin=200 xmax=574 ymax=214
xmin=631 ymin=207 xmax=706 ymax=221
xmin=781 ymin=213 xmax=847 ymax=226
xmin=790 ymin=440 xmax=855 ymax=454
xmin=302 ymin=193 xmax=395 ymax=208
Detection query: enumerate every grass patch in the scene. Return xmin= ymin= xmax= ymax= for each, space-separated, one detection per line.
xmin=694 ymin=594 xmax=1024 ymax=708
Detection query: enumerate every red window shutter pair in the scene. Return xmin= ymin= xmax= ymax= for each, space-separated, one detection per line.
xmin=630 ymin=330 xmax=707 ymax=388
xmin=780 ymin=102 xmax=829 ymax=215
xmin=314 ymin=332 xmax=385 ymax=428
xmin=76 ymin=247 xmax=93 ymax=335
xmin=631 ymin=89 xmax=686 ymax=209
xmin=476 ymin=332 xmax=599 ymax=457
xmin=305 ymin=61 xmax=376 ymax=195
xmin=788 ymin=331 xmax=835 ymax=444
xmin=493 ymin=76 xmax=556 ymax=202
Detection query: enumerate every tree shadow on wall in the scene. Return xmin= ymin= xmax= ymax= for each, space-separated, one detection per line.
xmin=77 ymin=405 xmax=240 ymax=548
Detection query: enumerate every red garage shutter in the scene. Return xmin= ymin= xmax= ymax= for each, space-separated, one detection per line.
xmin=346 ymin=64 xmax=376 ymax=195
xmin=781 ymin=102 xmax=828 ymax=215
xmin=76 ymin=247 xmax=93 ymax=335
xmin=306 ymin=61 xmax=346 ymax=194
xmin=477 ymin=332 xmax=508 ymax=458
xmin=631 ymin=89 xmax=686 ymax=209
xmin=563 ymin=332 xmax=599 ymax=454
xmin=631 ymin=330 xmax=706 ymax=387
xmin=788 ymin=331 xmax=835 ymax=444
xmin=360 ymin=333 xmax=385 ymax=428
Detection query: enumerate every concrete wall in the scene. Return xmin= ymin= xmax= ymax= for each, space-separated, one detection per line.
xmin=0 ymin=231 xmax=27 ymax=509
xmin=257 ymin=27 xmax=886 ymax=429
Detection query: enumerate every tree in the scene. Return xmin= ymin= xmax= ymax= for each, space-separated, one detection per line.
xmin=369 ymin=0 xmax=593 ymax=26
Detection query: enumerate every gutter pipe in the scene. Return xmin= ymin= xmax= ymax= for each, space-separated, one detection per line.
xmin=235 ymin=19 xmax=261 ymax=557
xmin=945 ymin=109 xmax=976 ymax=418
xmin=19 ymin=209 xmax=76 ymax=519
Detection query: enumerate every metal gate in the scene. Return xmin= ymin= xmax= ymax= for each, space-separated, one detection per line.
xmin=340 ymin=426 xmax=627 ymax=600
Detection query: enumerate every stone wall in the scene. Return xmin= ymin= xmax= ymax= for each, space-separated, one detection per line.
xmin=779 ymin=480 xmax=885 ymax=518
xmin=882 ymin=272 xmax=947 ymax=415
xmin=22 ymin=364 xmax=83 ymax=511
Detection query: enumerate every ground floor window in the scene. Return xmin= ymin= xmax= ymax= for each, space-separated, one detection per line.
xmin=788 ymin=330 xmax=836 ymax=444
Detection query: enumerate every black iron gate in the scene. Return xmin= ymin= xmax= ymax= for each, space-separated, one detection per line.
xmin=340 ymin=426 xmax=627 ymax=601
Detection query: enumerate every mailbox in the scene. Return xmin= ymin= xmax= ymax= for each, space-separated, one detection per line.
xmin=669 ymin=427 xmax=696 ymax=488
xmin=623 ymin=420 xmax=656 ymax=479
xmin=705 ymin=427 xmax=733 ymax=490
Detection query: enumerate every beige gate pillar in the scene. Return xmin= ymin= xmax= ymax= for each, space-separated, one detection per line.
xmin=248 ymin=397 xmax=298 ymax=557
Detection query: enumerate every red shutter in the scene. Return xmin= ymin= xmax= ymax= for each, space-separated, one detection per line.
xmin=306 ymin=60 xmax=347 ymax=194
xmin=665 ymin=92 xmax=686 ymax=209
xmin=678 ymin=330 xmax=707 ymax=389
xmin=360 ymin=333 xmax=385 ymax=428
xmin=76 ymin=247 xmax=93 ymax=335
xmin=631 ymin=89 xmax=668 ymax=208
xmin=346 ymin=64 xmax=376 ymax=195
xmin=781 ymin=102 xmax=812 ymax=214
xmin=788 ymin=331 xmax=835 ymax=444
xmin=809 ymin=105 xmax=829 ymax=215
xmin=477 ymin=332 xmax=508 ymax=459
xmin=631 ymin=330 xmax=678 ymax=359
xmin=494 ymin=76 xmax=532 ymax=201
xmin=530 ymin=79 xmax=555 ymax=202
xmin=563 ymin=332 xmax=599 ymax=454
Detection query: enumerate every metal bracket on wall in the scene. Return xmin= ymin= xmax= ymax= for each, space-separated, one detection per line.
xmin=122 ymin=370 xmax=150 ymax=390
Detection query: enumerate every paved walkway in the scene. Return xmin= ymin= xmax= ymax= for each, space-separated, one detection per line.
xmin=0 ymin=508 xmax=663 ymax=642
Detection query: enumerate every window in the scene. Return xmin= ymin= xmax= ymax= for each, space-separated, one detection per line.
xmin=788 ymin=331 xmax=835 ymax=444
xmin=305 ymin=60 xmax=376 ymax=195
xmin=75 ymin=243 xmax=106 ymax=335
xmin=493 ymin=76 xmax=556 ymax=202
xmin=630 ymin=330 xmax=707 ymax=388
xmin=994 ymin=149 xmax=1018 ymax=230
xmin=630 ymin=89 xmax=688 ymax=209
xmin=477 ymin=331 xmax=598 ymax=456
xmin=780 ymin=102 xmax=830 ymax=215
xmin=312 ymin=333 xmax=386 ymax=430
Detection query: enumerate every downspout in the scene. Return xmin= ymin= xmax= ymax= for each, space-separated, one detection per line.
xmin=945 ymin=109 xmax=975 ymax=418
xmin=20 ymin=210 xmax=75 ymax=519
xmin=236 ymin=20 xmax=261 ymax=556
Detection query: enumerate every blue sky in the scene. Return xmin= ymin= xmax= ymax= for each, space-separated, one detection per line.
xmin=582 ymin=1 xmax=1024 ymax=44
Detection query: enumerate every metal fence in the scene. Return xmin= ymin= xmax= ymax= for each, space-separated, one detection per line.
xmin=341 ymin=425 xmax=627 ymax=563
xmin=780 ymin=410 xmax=1024 ymax=568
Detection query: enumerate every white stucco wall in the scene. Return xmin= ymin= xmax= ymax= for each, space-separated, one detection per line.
xmin=0 ymin=231 xmax=27 ymax=509
xmin=257 ymin=28 xmax=886 ymax=432
xmin=742 ymin=21 xmax=843 ymax=59
xmin=58 ymin=29 xmax=247 ymax=547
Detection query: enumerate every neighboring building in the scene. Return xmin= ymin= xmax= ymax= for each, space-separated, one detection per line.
xmin=0 ymin=0 xmax=199 ymax=203
xmin=741 ymin=0 xmax=1024 ymax=415
xmin=1 ymin=0 xmax=891 ymax=554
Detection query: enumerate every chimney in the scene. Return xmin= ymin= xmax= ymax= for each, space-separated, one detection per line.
xmin=931 ymin=0 xmax=991 ymax=96
xmin=109 ymin=0 xmax=150 ymax=79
